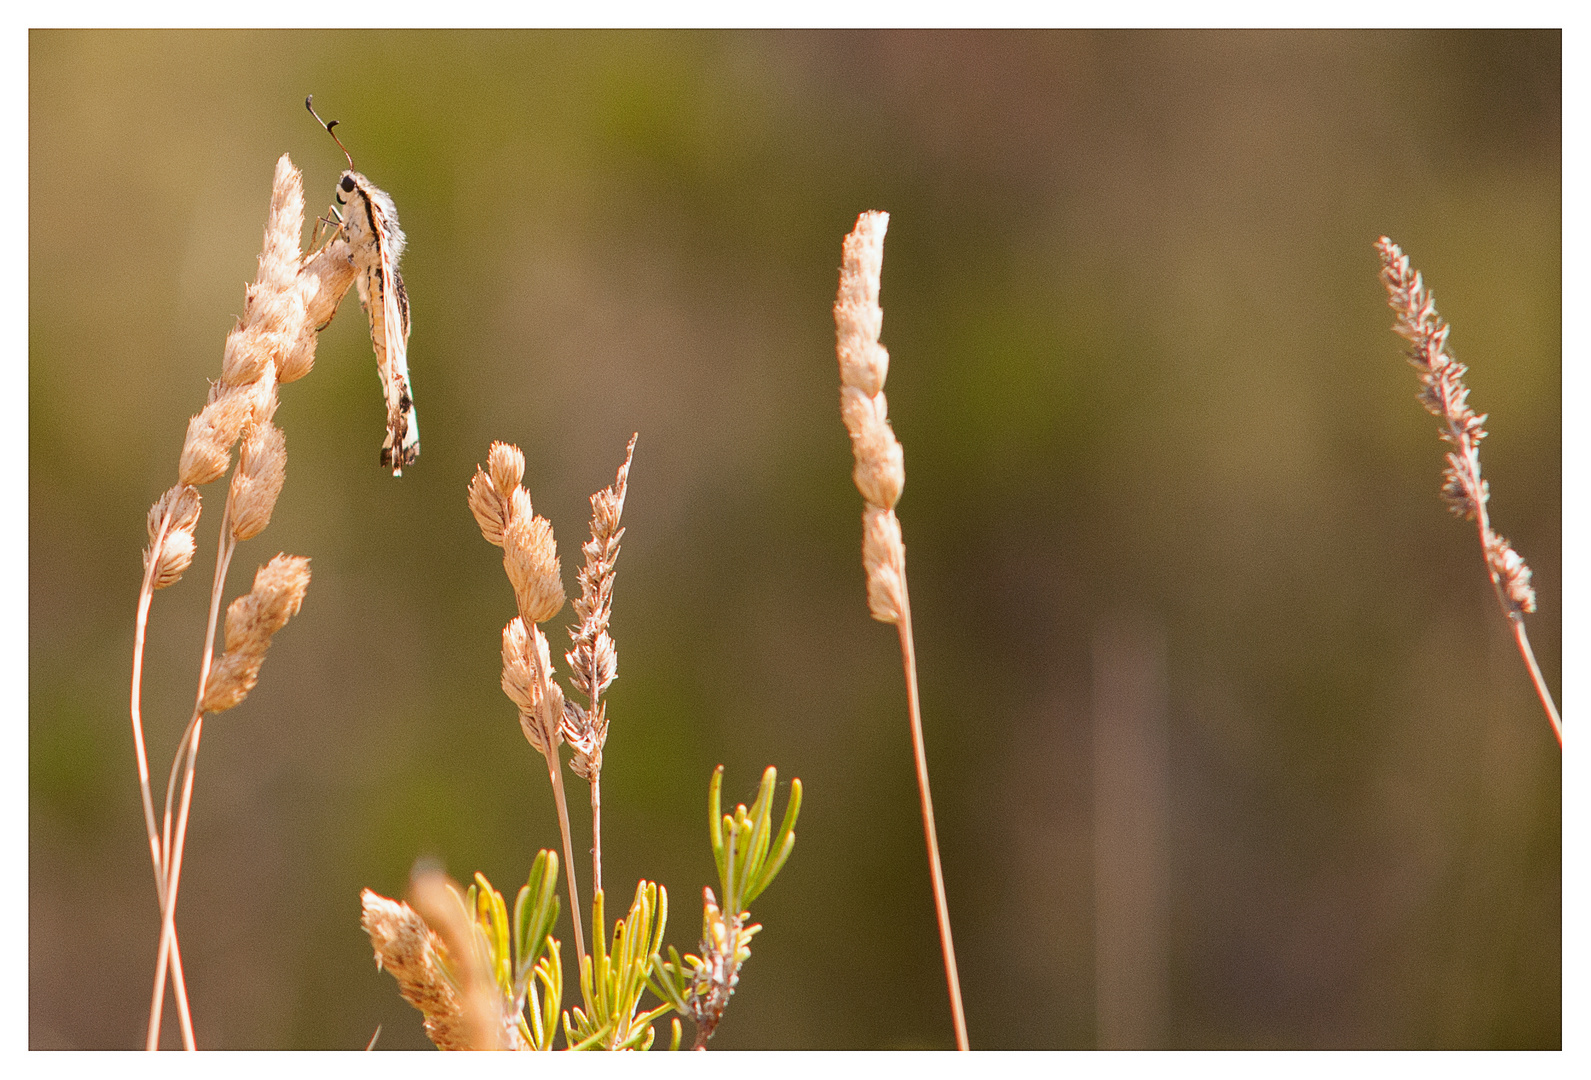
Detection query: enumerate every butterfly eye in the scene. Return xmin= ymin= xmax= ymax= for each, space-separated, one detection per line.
xmin=340 ymin=175 xmax=356 ymax=193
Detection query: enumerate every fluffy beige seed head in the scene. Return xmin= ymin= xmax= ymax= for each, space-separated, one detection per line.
xmin=500 ymin=617 xmax=538 ymax=713
xmin=467 ymin=467 xmax=508 ymax=547
xmin=841 ymin=386 xmax=905 ymax=509
xmin=361 ymin=889 xmax=474 ymax=1051
xmin=835 ymin=213 xmax=907 ymax=513
xmin=229 ymin=422 xmax=287 ymax=541
xmin=291 ymin=235 xmax=359 ymax=374
xmin=179 ymin=389 xmax=255 ymax=486
xmin=221 ymin=321 xmax=273 ymax=388
xmin=504 ymin=512 xmax=565 ymax=624
xmin=144 ymin=484 xmax=203 ymax=589
xmin=835 ymin=211 xmax=891 ymax=397
xmin=150 ymin=530 xmax=197 ymax=590
xmin=861 ymin=506 xmax=906 ymax=624
xmin=488 ymin=441 xmax=525 ymax=497
xmin=405 ymin=870 xmax=516 ymax=1051
xmin=525 ymin=622 xmax=566 ymax=756
xmin=200 ymin=554 xmax=311 ymax=713
xmin=259 ymin=155 xmax=305 ymax=294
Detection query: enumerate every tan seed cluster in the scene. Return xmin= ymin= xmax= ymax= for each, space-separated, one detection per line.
xmin=469 ymin=441 xmax=566 ymax=625
xmin=144 ymin=484 xmax=202 ymax=590
xmin=200 ymin=554 xmax=311 ymax=714
xmin=502 ymin=616 xmax=566 ymax=756
xmin=405 ymin=870 xmax=523 ymax=1051
xmin=563 ymin=434 xmax=636 ymax=779
xmin=471 ymin=441 xmax=571 ymax=758
xmin=1377 ymin=237 xmax=1537 ymax=617
xmin=835 ymin=211 xmax=907 ymax=624
xmin=361 ymin=888 xmax=479 ymax=1052
xmin=150 ymin=154 xmax=356 ymax=590
xmin=228 ymin=421 xmax=288 ymax=542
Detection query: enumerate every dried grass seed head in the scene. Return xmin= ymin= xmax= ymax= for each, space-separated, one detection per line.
xmin=835 ymin=211 xmax=891 ymax=398
xmin=145 ymin=484 xmax=202 ymax=589
xmin=567 ymin=435 xmax=636 ymax=707
xmin=488 ymin=441 xmax=525 ymax=497
xmin=200 ymin=553 xmax=311 ymax=714
xmin=467 ymin=467 xmax=508 ymax=547
xmin=260 ymin=154 xmax=306 ymax=293
xmin=841 ymin=386 xmax=905 ymax=510
xmin=229 ymin=421 xmax=288 ymax=541
xmin=179 ymin=389 xmax=256 ymax=486
xmin=562 ymin=698 xmax=606 ymax=780
xmin=835 ymin=213 xmax=907 ymax=513
xmin=500 ymin=617 xmax=538 ymax=713
xmin=504 ymin=512 xmax=565 ymax=625
xmin=361 ymin=889 xmax=472 ymax=1052
xmin=1487 ymin=535 xmax=1538 ymax=615
xmin=501 ymin=617 xmax=564 ymax=755
xmin=861 ymin=506 xmax=906 ymax=624
xmin=405 ymin=869 xmax=511 ymax=1050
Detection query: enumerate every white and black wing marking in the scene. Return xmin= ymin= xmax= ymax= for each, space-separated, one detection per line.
xmin=337 ymin=170 xmax=420 ymax=476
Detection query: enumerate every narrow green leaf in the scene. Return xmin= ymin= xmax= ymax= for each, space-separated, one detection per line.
xmin=708 ymin=765 xmax=727 ymax=891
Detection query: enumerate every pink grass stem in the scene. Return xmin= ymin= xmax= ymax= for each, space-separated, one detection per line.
xmin=895 ymin=586 xmax=969 ymax=1051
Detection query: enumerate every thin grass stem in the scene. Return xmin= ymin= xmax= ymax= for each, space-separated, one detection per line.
xmin=591 ymin=777 xmax=603 ymax=902
xmin=895 ymin=586 xmax=969 ymax=1051
xmin=131 ymin=512 xmax=171 ymax=886
xmin=148 ymin=510 xmax=236 ymax=1050
xmin=1468 ymin=474 xmax=1562 ymax=742
xmin=546 ymin=753 xmax=587 ymax=966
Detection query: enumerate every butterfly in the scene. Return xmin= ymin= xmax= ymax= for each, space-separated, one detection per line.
xmin=308 ymin=96 xmax=419 ymax=476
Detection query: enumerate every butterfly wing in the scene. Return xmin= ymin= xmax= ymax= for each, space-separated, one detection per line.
xmin=377 ymin=238 xmax=419 ymax=475
xmin=350 ymin=175 xmax=418 ymax=476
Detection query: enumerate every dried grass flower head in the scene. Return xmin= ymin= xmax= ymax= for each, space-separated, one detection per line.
xmin=1376 ymin=235 xmax=1559 ymax=744
xmin=144 ymin=484 xmax=203 ymax=590
xmin=1376 ymin=237 xmax=1537 ymax=616
xmin=199 ymin=554 xmax=311 ymax=714
xmin=228 ymin=422 xmax=288 ymax=542
xmin=470 ymin=441 xmax=565 ymax=623
xmin=563 ymin=434 xmax=636 ymax=779
xmin=835 ymin=211 xmax=908 ymax=624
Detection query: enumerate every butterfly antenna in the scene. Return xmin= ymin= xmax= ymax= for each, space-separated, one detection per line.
xmin=305 ymin=95 xmax=355 ymax=171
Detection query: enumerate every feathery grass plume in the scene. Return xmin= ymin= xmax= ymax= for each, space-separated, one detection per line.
xmin=1376 ymin=237 xmax=1562 ymax=745
xmin=470 ymin=442 xmax=586 ymax=965
xmin=133 ymin=151 xmax=359 ymax=1049
xmin=564 ymin=434 xmax=637 ymax=898
xmin=833 ymin=211 xmax=968 ymax=1049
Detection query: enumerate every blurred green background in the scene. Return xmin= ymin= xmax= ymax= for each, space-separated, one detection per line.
xmin=29 ymin=30 xmax=1559 ymax=1049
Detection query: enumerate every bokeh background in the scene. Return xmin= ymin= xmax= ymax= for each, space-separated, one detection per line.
xmin=29 ymin=30 xmax=1560 ymax=1049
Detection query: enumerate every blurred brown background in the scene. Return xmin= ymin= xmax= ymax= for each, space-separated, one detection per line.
xmin=29 ymin=30 xmax=1560 ymax=1049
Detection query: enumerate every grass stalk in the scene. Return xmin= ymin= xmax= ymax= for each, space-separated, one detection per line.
xmin=834 ymin=210 xmax=969 ymax=1049
xmin=895 ymin=589 xmax=969 ymax=1049
xmin=148 ymin=508 xmax=237 ymax=1049
xmin=1376 ymin=237 xmax=1561 ymax=745
xmin=134 ymin=154 xmax=341 ymax=1048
